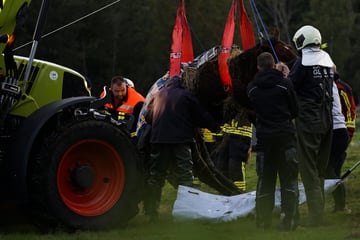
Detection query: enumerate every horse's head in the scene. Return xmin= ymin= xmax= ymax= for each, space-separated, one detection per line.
xmin=258 ymin=28 xmax=298 ymax=69
xmin=228 ymin=29 xmax=298 ymax=108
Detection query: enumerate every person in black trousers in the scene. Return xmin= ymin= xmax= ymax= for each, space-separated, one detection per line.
xmin=247 ymin=52 xmax=299 ymax=231
xmin=326 ymin=73 xmax=354 ymax=214
xmin=144 ymin=75 xmax=218 ymax=220
xmin=290 ymin=25 xmax=335 ymax=227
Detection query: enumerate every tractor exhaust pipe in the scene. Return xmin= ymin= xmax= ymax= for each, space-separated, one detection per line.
xmin=24 ymin=0 xmax=50 ymax=82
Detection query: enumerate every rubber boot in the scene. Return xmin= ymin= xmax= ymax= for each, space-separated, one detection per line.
xmin=143 ymin=185 xmax=162 ymax=221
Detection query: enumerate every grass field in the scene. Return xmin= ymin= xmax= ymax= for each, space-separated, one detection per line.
xmin=1 ymin=130 xmax=360 ymax=239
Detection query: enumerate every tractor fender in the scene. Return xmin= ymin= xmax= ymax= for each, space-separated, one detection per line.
xmin=9 ymin=96 xmax=95 ymax=204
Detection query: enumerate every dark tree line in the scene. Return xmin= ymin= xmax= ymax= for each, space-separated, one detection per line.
xmin=13 ymin=0 xmax=360 ymax=97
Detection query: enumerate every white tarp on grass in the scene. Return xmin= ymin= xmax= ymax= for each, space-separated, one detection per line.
xmin=172 ymin=179 xmax=340 ymax=222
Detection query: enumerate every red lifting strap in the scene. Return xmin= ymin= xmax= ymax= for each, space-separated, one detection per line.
xmin=169 ymin=0 xmax=194 ymax=78
xmin=240 ymin=0 xmax=255 ymax=51
xmin=218 ymin=0 xmax=237 ymax=92
xmin=218 ymin=0 xmax=255 ymax=93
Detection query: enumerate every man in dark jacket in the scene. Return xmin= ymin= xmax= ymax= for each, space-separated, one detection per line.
xmin=144 ymin=75 xmax=217 ymax=219
xmin=247 ymin=52 xmax=299 ymax=231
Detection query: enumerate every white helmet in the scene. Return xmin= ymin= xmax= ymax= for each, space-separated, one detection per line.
xmin=124 ymin=77 xmax=135 ymax=88
xmin=292 ymin=25 xmax=322 ymax=50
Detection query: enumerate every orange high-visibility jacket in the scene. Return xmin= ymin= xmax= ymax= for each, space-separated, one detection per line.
xmin=103 ymin=86 xmax=145 ymax=114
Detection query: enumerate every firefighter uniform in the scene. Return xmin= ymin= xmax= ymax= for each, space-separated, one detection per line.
xmin=335 ymin=76 xmax=356 ymax=141
xmin=289 ymin=28 xmax=335 ymax=226
xmin=216 ymin=119 xmax=252 ymax=191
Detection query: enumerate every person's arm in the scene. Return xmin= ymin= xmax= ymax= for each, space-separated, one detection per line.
xmin=286 ymin=81 xmax=299 ymax=119
xmin=144 ymin=97 xmax=154 ymax=124
xmin=133 ymin=102 xmax=144 ymax=123
xmin=288 ymin=58 xmax=303 ymax=91
xmin=338 ymin=83 xmax=356 ymax=140
xmin=276 ymin=62 xmax=290 ymax=78
xmin=188 ymin=93 xmax=218 ymax=132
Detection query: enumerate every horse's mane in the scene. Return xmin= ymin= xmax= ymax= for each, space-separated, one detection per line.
xmin=228 ymin=45 xmax=258 ymax=85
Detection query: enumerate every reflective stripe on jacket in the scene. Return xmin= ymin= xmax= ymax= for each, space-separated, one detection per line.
xmin=221 ymin=120 xmax=252 ymax=138
xmin=336 ymin=79 xmax=356 ymax=132
xmin=104 ymin=86 xmax=145 ymax=114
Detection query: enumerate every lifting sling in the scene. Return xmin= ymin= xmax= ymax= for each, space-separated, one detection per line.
xmin=169 ymin=0 xmax=194 ymax=77
xmin=218 ymin=0 xmax=255 ymax=93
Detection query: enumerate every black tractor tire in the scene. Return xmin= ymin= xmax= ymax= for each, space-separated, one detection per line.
xmin=28 ymin=119 xmax=143 ymax=230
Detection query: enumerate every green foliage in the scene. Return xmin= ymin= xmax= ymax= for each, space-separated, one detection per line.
xmin=11 ymin=1 xmax=360 ymax=97
xmin=304 ymin=0 xmax=354 ymax=75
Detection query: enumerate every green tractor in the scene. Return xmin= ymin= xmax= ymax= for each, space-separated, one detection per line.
xmin=0 ymin=0 xmax=143 ymax=230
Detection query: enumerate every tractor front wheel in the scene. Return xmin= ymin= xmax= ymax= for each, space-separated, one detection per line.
xmin=29 ymin=119 xmax=143 ymax=230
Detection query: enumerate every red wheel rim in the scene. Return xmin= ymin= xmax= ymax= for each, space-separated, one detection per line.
xmin=57 ymin=139 xmax=125 ymax=216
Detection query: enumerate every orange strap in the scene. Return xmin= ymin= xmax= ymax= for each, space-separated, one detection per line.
xmin=169 ymin=0 xmax=194 ymax=78
xmin=218 ymin=0 xmax=255 ymax=93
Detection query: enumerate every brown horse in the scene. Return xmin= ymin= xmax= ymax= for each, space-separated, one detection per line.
xmin=138 ymin=29 xmax=298 ymax=196
xmin=178 ymin=30 xmax=299 ymax=195
xmin=183 ymin=28 xmax=297 ymax=124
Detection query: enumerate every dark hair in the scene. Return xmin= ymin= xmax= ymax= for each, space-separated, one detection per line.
xmin=257 ymin=52 xmax=275 ymax=70
xmin=164 ymin=75 xmax=184 ymax=88
xmin=111 ymin=75 xmax=126 ymax=86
